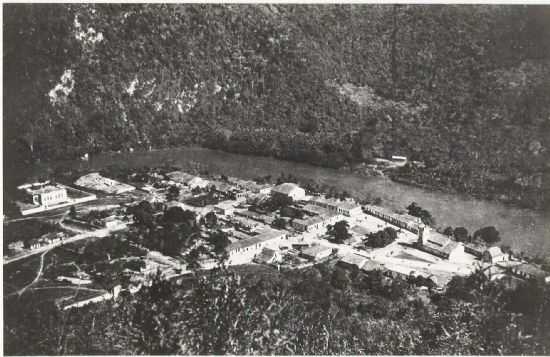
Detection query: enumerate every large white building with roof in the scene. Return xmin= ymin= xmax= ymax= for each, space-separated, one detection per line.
xmin=271 ymin=183 xmax=306 ymax=201
xmin=18 ymin=182 xmax=68 ymax=207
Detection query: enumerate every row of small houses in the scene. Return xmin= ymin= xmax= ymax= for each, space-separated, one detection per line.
xmin=27 ymin=232 xmax=66 ymax=250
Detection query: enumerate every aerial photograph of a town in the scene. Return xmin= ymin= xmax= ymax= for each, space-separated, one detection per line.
xmin=2 ymin=2 xmax=550 ymax=355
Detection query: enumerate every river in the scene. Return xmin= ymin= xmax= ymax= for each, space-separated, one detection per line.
xmin=11 ymin=146 xmax=550 ymax=257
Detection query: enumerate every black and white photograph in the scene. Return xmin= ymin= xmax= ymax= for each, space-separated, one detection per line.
xmin=3 ymin=2 xmax=550 ymax=355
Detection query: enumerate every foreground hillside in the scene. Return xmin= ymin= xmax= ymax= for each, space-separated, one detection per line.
xmin=4 ymin=264 xmax=550 ymax=355
xmin=4 ymin=4 xmax=550 ymax=208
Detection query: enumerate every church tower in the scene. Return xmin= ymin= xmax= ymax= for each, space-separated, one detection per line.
xmin=417 ymin=222 xmax=428 ymax=246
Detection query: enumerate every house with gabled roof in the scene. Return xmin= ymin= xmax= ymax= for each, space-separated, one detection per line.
xmin=415 ymin=224 xmax=468 ymax=263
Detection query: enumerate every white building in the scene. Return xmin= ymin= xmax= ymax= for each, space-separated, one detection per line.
xmin=391 ymin=155 xmax=408 ymax=166
xmin=18 ymin=182 xmax=68 ymax=207
xmin=271 ymin=183 xmax=306 ymax=201
xmin=292 ymin=213 xmax=342 ymax=235
xmin=75 ymin=173 xmax=135 ymax=194
xmin=214 ymin=201 xmax=236 ymax=216
xmin=166 ymin=171 xmax=209 ymax=189
xmin=301 ymin=245 xmax=332 ymax=261
xmin=309 ymin=197 xmax=362 ymax=217
xmin=226 ymin=228 xmax=288 ymax=265
xmin=187 ymin=177 xmax=210 ymax=189
xmin=482 ymin=246 xmax=508 ymax=264
xmin=291 ymin=216 xmax=325 ymax=232
xmin=416 ymin=224 xmax=469 ymax=263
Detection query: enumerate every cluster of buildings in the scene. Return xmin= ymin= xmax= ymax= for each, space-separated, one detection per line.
xmin=11 ymin=167 xmax=549 ymax=305
xmin=218 ymin=182 xmax=363 ymax=266
xmin=28 ymin=232 xmax=66 ymax=250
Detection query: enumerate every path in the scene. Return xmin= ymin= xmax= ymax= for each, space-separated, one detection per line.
xmin=30 ymin=286 xmax=106 ymax=293
xmin=16 ymin=248 xmax=50 ymax=296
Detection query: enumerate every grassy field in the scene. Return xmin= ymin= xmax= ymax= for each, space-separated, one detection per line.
xmin=3 ymin=219 xmax=63 ymax=245
xmin=4 ymin=255 xmax=42 ymax=294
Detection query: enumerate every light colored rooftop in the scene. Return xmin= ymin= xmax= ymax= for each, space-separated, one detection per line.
xmin=26 ymin=184 xmax=66 ymax=195
xmin=272 ymin=182 xmax=302 ymax=195
xmin=302 ymin=244 xmax=332 ymax=256
xmin=361 ymin=260 xmax=386 ymax=272
xmin=228 ymin=228 xmax=285 ymax=251
xmin=423 ymin=230 xmax=460 ymax=256
xmin=310 ymin=196 xmax=360 ymax=211
xmin=486 ymin=246 xmax=504 ymax=257
xmin=75 ymin=173 xmax=135 ymax=193
xmin=339 ymin=253 xmax=367 ymax=267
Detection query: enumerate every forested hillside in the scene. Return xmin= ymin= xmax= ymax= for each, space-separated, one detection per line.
xmin=4 ymin=4 xmax=550 ymax=208
xmin=4 ymin=265 xmax=550 ymax=355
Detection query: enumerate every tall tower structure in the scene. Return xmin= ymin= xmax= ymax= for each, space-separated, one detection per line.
xmin=417 ymin=222 xmax=429 ymax=246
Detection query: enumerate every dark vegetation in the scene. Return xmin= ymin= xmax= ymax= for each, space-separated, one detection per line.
xmin=365 ymin=227 xmax=398 ymax=248
xmin=327 ymin=220 xmax=350 ymax=244
xmin=3 ymin=220 xmax=61 ymax=249
xmin=441 ymin=224 xmax=502 ymax=246
xmin=126 ymin=201 xmax=230 ymax=262
xmin=406 ymin=202 xmax=435 ymax=226
xmin=4 ymin=4 xmax=550 ymax=209
xmin=44 ymin=237 xmax=147 ymax=290
xmin=473 ymin=226 xmax=501 ymax=245
xmin=127 ymin=202 xmax=201 ymax=255
xmin=4 ymin=263 xmax=550 ymax=355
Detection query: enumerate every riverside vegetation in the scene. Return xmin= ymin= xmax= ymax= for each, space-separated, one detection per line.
xmin=4 ymin=4 xmax=550 ymax=209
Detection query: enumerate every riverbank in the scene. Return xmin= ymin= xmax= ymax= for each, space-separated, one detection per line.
xmin=4 ymin=146 xmax=549 ymax=256
xmin=388 ymin=170 xmax=548 ymax=212
xmin=8 ymin=143 xmax=547 ymax=212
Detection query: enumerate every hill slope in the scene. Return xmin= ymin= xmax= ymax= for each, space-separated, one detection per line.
xmin=4 ymin=4 xmax=550 ymax=208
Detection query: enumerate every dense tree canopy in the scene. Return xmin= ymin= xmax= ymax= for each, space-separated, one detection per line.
xmin=473 ymin=226 xmax=501 ymax=245
xmin=4 ymin=4 xmax=550 ymax=209
xmin=4 ymin=265 xmax=550 ymax=354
